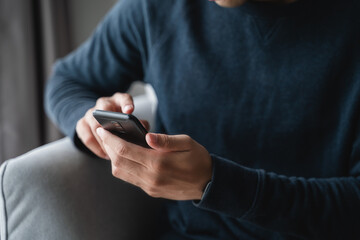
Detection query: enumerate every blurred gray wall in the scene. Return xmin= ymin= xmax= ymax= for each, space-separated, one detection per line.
xmin=68 ymin=0 xmax=118 ymax=49
xmin=0 ymin=0 xmax=145 ymax=163
xmin=68 ymin=0 xmax=145 ymax=96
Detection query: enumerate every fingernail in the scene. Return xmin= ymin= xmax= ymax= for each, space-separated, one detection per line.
xmin=123 ymin=105 xmax=133 ymax=113
xmin=96 ymin=128 xmax=104 ymax=138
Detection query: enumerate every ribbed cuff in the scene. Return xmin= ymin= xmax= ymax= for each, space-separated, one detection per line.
xmin=63 ymin=101 xmax=96 ymax=140
xmin=193 ymin=154 xmax=262 ymax=219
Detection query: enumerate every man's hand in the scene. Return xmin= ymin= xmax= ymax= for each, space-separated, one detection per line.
xmin=76 ymin=93 xmax=149 ymax=159
xmin=96 ymin=128 xmax=213 ymax=201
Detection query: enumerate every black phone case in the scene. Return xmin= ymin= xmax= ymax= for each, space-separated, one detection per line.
xmin=93 ymin=110 xmax=150 ymax=148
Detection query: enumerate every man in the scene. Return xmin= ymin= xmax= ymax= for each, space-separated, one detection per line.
xmin=46 ymin=0 xmax=360 ymax=239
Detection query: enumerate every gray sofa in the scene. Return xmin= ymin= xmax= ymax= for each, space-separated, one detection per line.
xmin=0 ymin=88 xmax=164 ymax=240
xmin=0 ymin=138 xmax=163 ymax=240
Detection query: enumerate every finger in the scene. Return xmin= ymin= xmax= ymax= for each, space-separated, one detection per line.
xmin=140 ymin=120 xmax=150 ymax=131
xmin=112 ymin=93 xmax=134 ymax=114
xmin=96 ymin=128 xmax=152 ymax=166
xmin=110 ymin=154 xmax=147 ymax=176
xmin=111 ymin=162 xmax=144 ymax=189
xmin=86 ymin=110 xmax=109 ymax=156
xmin=146 ymin=133 xmax=192 ymax=152
xmin=86 ymin=109 xmax=101 ymax=130
xmin=92 ymin=128 xmax=109 ymax=158
xmin=95 ymin=97 xmax=116 ymax=111
xmin=76 ymin=121 xmax=109 ymax=159
xmin=111 ymin=161 xmax=165 ymax=199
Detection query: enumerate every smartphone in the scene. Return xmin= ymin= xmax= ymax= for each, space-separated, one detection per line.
xmin=93 ymin=110 xmax=150 ymax=148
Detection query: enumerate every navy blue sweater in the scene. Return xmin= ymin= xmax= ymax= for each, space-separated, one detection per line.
xmin=45 ymin=0 xmax=360 ymax=239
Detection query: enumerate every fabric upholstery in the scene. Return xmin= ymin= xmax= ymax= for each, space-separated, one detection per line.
xmin=0 ymin=138 xmax=162 ymax=240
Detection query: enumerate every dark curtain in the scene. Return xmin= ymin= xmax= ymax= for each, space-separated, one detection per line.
xmin=0 ymin=0 xmax=71 ymax=163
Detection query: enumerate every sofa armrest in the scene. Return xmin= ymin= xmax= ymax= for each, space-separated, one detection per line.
xmin=0 ymin=138 xmax=163 ymax=240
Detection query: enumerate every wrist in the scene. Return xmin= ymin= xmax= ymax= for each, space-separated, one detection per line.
xmin=195 ymin=154 xmax=213 ymax=200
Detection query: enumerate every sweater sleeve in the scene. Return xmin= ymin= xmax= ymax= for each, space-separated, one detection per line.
xmin=195 ymin=145 xmax=360 ymax=239
xmin=45 ymin=0 xmax=147 ymax=141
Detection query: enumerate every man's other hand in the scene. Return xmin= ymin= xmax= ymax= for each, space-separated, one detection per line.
xmin=76 ymin=93 xmax=149 ymax=159
xmin=96 ymin=128 xmax=213 ymax=201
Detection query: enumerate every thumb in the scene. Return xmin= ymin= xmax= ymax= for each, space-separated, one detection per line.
xmin=146 ymin=133 xmax=192 ymax=152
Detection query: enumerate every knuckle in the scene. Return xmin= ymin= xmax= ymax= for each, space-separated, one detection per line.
xmin=112 ymin=166 xmax=120 ymax=177
xmin=96 ymin=97 xmax=106 ymax=104
xmin=115 ymin=144 xmax=127 ymax=156
xmin=113 ymin=158 xmax=120 ymax=167
xmin=148 ymin=175 xmax=163 ymax=188
xmin=96 ymin=98 xmax=112 ymax=109
xmin=150 ymin=158 xmax=167 ymax=172
xmin=118 ymin=93 xmax=133 ymax=103
xmin=112 ymin=92 xmax=122 ymax=98
xmin=113 ymin=157 xmax=124 ymax=168
xmin=147 ymin=191 xmax=160 ymax=198
xmin=79 ymin=117 xmax=87 ymax=125
xmin=122 ymin=93 xmax=132 ymax=100
xmin=144 ymin=186 xmax=160 ymax=198
xmin=95 ymin=99 xmax=102 ymax=107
